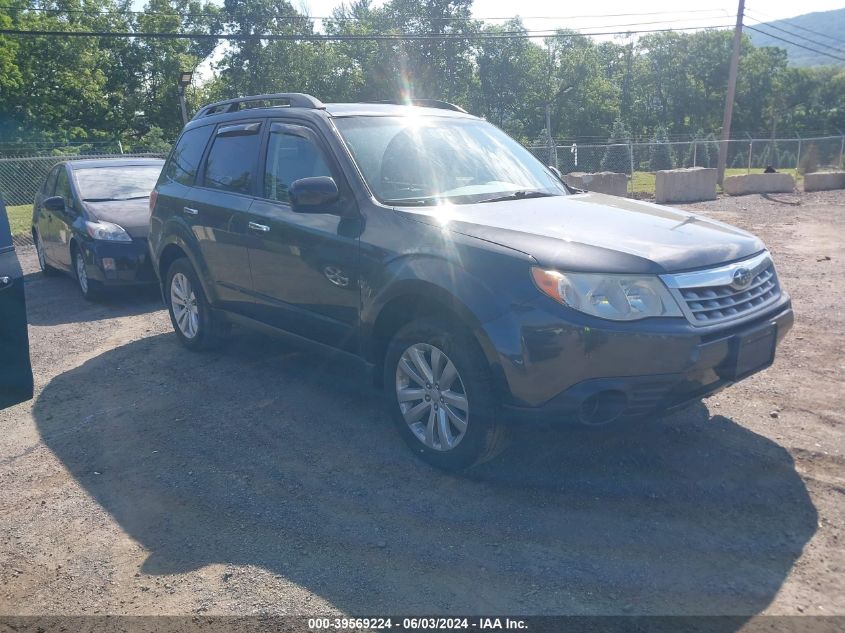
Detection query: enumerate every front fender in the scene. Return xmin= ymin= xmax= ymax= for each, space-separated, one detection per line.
xmin=361 ymin=248 xmax=533 ymax=392
xmin=152 ymin=216 xmax=218 ymax=305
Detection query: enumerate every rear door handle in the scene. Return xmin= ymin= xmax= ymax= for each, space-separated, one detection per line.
xmin=0 ymin=276 xmax=12 ymax=291
xmin=183 ymin=207 xmax=199 ymax=216
xmin=248 ymin=221 xmax=270 ymax=233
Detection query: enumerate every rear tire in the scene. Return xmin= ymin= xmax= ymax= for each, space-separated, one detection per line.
xmin=73 ymin=247 xmax=102 ymax=301
xmin=33 ymin=230 xmax=58 ymax=276
xmin=384 ymin=317 xmax=508 ymax=471
xmin=165 ymin=257 xmax=230 ymax=350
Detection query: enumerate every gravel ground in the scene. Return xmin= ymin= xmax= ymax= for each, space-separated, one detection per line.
xmin=0 ymin=191 xmax=842 ymax=618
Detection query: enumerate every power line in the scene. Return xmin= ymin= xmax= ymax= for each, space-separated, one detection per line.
xmin=0 ymin=24 xmax=735 ymax=41
xmin=745 ymin=15 xmax=845 ymax=53
xmin=0 ymin=5 xmax=730 ymax=21
xmin=744 ymin=25 xmax=845 ymax=63
xmin=745 ymin=7 xmax=845 ymax=47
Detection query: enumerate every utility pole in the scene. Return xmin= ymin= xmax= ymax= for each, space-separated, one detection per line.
xmin=178 ymin=87 xmax=189 ymax=126
xmin=717 ymin=0 xmax=745 ymax=185
xmin=546 ymin=45 xmax=557 ymax=168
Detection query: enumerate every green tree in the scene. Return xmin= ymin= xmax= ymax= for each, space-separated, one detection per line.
xmin=649 ymin=125 xmax=673 ymax=171
xmin=601 ymin=118 xmax=631 ymax=173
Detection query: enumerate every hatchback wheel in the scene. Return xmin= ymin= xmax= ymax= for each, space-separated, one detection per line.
xmin=74 ymin=248 xmax=101 ymax=300
xmin=165 ymin=258 xmax=230 ymax=350
xmin=34 ymin=231 xmax=57 ymax=276
xmin=385 ymin=318 xmax=507 ymax=470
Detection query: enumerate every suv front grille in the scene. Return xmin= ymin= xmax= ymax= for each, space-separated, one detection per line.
xmin=661 ymin=252 xmax=782 ymax=326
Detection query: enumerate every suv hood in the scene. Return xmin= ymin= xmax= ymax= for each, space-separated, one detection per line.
xmin=84 ymin=198 xmax=150 ymax=240
xmin=399 ymin=192 xmax=764 ymax=274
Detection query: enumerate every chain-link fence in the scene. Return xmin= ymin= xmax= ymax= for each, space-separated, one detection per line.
xmin=0 ymin=152 xmax=166 ymax=208
xmin=529 ymin=135 xmax=845 ymax=196
xmin=2 ymin=135 xmax=843 ymax=213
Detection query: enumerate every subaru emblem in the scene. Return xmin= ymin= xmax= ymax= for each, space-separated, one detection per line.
xmin=732 ymin=267 xmax=753 ymax=289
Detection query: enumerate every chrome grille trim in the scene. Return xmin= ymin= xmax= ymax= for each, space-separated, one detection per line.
xmin=660 ymin=251 xmax=782 ymax=326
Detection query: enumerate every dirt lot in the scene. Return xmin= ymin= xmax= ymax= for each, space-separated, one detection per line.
xmin=0 ymin=191 xmax=843 ymax=618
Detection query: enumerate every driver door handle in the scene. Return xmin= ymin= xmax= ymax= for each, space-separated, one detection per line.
xmin=248 ymin=221 xmax=270 ymax=233
xmin=183 ymin=206 xmax=199 ymax=216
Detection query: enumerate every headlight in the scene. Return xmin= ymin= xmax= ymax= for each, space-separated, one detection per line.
xmin=85 ymin=220 xmax=132 ymax=242
xmin=531 ymin=267 xmax=683 ymax=321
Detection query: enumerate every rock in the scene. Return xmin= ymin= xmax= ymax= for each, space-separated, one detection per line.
xmin=770 ymin=411 xmax=780 ymax=419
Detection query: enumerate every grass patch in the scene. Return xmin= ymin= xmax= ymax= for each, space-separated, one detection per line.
xmin=630 ymin=167 xmax=802 ymax=196
xmin=3 ymin=204 xmax=32 ymax=237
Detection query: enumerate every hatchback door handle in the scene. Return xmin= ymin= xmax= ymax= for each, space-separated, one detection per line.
xmin=183 ymin=206 xmax=199 ymax=216
xmin=248 ymin=222 xmax=270 ymax=233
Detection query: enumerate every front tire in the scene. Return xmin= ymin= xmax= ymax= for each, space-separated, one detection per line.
xmin=34 ymin=230 xmax=58 ymax=276
xmin=165 ymin=257 xmax=230 ymax=350
xmin=73 ymin=247 xmax=102 ymax=301
xmin=384 ymin=318 xmax=508 ymax=471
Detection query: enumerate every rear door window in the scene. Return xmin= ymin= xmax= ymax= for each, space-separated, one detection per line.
xmin=203 ymin=122 xmax=262 ymax=195
xmin=163 ymin=125 xmax=214 ymax=186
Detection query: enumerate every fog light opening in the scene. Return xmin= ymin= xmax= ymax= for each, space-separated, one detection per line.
xmin=577 ymin=390 xmax=627 ymax=426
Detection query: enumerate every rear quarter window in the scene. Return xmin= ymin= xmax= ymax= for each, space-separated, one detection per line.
xmin=163 ymin=125 xmax=214 ymax=186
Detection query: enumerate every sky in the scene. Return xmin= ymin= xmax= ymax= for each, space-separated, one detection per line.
xmin=292 ymin=0 xmax=845 ymax=34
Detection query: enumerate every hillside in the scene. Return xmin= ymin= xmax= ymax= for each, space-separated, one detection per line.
xmin=748 ymin=8 xmax=845 ymax=67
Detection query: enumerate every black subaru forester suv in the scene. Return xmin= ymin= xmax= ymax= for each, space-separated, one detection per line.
xmin=149 ymin=93 xmax=793 ymax=470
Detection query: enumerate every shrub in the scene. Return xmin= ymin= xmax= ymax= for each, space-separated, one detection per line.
xmin=799 ymin=144 xmax=820 ymax=174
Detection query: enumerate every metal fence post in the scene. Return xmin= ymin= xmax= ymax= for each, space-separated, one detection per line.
xmin=796 ymin=134 xmax=802 ymax=174
xmin=628 ymin=142 xmax=635 ymax=197
xmin=839 ymin=131 xmax=844 ymax=168
xmin=692 ymin=141 xmax=697 ymax=168
xmin=747 ymin=133 xmax=753 ymax=174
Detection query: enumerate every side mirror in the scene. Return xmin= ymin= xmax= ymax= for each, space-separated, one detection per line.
xmin=44 ymin=196 xmax=65 ymax=212
xmin=548 ymin=165 xmax=563 ymax=181
xmin=289 ymin=177 xmax=339 ymax=213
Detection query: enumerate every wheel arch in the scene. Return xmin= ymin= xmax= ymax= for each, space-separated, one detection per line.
xmin=155 ymin=233 xmax=217 ymax=305
xmin=365 ymin=280 xmax=506 ymax=393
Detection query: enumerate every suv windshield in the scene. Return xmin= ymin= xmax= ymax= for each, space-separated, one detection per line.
xmin=334 ymin=116 xmax=567 ymax=205
xmin=75 ymin=165 xmax=162 ymax=201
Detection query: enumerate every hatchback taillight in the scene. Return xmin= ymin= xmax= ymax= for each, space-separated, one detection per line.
xmin=149 ymin=189 xmax=158 ymax=213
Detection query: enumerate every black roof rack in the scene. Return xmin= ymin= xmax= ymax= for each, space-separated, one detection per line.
xmin=374 ymin=99 xmax=468 ymax=114
xmin=192 ymin=93 xmax=325 ymax=120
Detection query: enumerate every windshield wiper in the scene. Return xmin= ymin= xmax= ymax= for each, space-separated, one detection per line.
xmin=382 ymin=197 xmax=439 ymax=206
xmin=477 ymin=190 xmax=556 ymax=204
xmin=83 ymin=195 xmax=148 ymax=202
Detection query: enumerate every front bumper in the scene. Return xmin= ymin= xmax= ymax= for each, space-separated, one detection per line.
xmin=489 ymin=294 xmax=793 ymax=425
xmin=81 ymin=238 xmax=157 ymax=286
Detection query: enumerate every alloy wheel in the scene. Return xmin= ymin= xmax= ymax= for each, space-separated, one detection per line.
xmin=36 ymin=234 xmax=46 ymax=271
xmin=170 ymin=272 xmax=199 ymax=339
xmin=395 ymin=343 xmax=469 ymax=451
xmin=75 ymin=252 xmax=88 ymax=294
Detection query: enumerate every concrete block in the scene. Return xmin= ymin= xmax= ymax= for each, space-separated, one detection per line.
xmin=563 ymin=171 xmax=628 ymax=197
xmin=804 ymin=171 xmax=845 ymax=192
xmin=654 ymin=167 xmax=717 ymax=204
xmin=723 ymin=173 xmax=794 ymax=196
